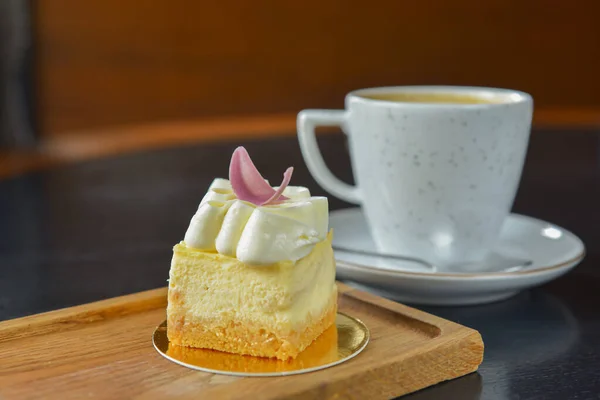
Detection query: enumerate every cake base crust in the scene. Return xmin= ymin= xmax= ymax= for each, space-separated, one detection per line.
xmin=167 ymin=290 xmax=337 ymax=360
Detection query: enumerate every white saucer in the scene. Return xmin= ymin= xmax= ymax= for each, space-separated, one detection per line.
xmin=331 ymin=208 xmax=585 ymax=306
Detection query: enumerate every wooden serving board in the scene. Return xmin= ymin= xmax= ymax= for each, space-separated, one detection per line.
xmin=0 ymin=283 xmax=483 ymax=399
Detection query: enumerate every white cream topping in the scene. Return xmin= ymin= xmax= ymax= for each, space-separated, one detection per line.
xmin=183 ymin=178 xmax=329 ymax=265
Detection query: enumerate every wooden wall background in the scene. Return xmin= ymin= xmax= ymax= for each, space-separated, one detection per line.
xmin=34 ymin=0 xmax=600 ymax=137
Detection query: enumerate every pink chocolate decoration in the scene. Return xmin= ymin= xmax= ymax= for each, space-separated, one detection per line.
xmin=229 ymin=146 xmax=293 ymax=206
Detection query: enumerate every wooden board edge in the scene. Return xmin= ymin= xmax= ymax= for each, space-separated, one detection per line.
xmin=340 ymin=283 xmax=474 ymax=336
xmin=281 ymin=329 xmax=484 ymax=400
xmin=361 ymin=328 xmax=484 ymax=399
xmin=334 ymin=281 xmax=355 ymax=294
xmin=0 ymin=287 xmax=168 ymax=343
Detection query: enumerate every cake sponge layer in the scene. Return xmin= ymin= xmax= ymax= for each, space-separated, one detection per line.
xmin=168 ymin=290 xmax=337 ymax=360
xmin=166 ymin=321 xmax=339 ymax=373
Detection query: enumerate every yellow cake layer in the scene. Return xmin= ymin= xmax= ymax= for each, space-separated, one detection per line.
xmin=167 ymin=232 xmax=337 ymax=360
xmin=168 ymin=290 xmax=336 ymax=360
xmin=166 ymin=320 xmax=339 ymax=374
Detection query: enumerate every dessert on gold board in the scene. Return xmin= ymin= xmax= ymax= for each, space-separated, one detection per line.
xmin=167 ymin=146 xmax=337 ymax=360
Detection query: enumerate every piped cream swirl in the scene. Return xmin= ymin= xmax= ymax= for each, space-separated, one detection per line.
xmin=183 ymin=178 xmax=328 ymax=265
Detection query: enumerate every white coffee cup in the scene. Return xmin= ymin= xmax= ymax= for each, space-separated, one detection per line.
xmin=297 ymin=86 xmax=533 ymax=269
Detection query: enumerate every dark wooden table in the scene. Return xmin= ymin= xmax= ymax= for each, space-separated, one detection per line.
xmin=1 ymin=129 xmax=599 ymax=399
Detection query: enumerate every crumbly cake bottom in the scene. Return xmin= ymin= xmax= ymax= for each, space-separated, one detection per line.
xmin=167 ymin=290 xmax=337 ymax=360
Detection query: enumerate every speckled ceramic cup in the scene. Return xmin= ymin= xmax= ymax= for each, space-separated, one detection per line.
xmin=297 ymin=86 xmax=533 ymax=269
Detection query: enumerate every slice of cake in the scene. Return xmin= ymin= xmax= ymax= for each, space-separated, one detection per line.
xmin=167 ymin=146 xmax=337 ymax=360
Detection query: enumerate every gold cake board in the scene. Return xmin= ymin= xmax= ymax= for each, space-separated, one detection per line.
xmin=153 ymin=312 xmax=370 ymax=376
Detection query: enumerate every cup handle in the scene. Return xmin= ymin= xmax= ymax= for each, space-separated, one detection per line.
xmin=297 ymin=110 xmax=361 ymax=204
